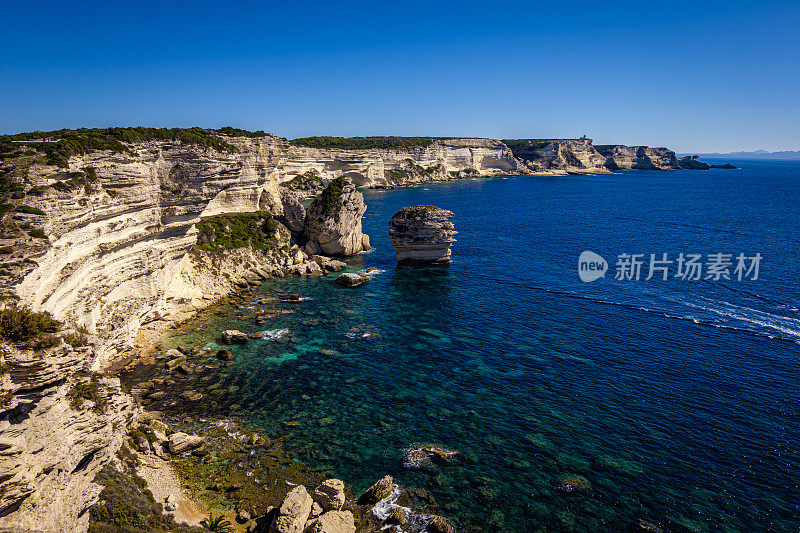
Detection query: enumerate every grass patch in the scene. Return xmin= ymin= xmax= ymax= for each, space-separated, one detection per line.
xmin=195 ymin=212 xmax=279 ymax=252
xmin=0 ymin=305 xmax=61 ymax=343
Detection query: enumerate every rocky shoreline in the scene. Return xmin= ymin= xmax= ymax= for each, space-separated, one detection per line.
xmin=114 ymin=282 xmax=457 ymax=533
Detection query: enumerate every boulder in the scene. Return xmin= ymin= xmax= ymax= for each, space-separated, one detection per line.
xmin=357 ymin=475 xmax=393 ymax=505
xmin=221 ymin=330 xmax=249 ymax=344
xmin=216 ymin=349 xmax=233 ymax=361
xmin=303 ymin=510 xmax=356 ymax=533
xmin=165 ymin=355 xmax=187 ymax=370
xmin=164 ymin=494 xmax=178 ymax=512
xmin=270 ymin=485 xmax=313 ymax=533
xmin=312 ymin=479 xmax=345 ymax=511
xmin=303 ymin=178 xmax=371 ymax=256
xmin=386 ymin=507 xmax=407 ymax=525
xmin=168 ymin=432 xmax=205 ymax=454
xmin=388 ymin=206 xmax=456 ymax=265
xmin=164 ymin=348 xmax=183 ymax=359
xmin=335 ymin=273 xmax=368 ymax=288
xmin=324 ymin=260 xmax=346 ymax=272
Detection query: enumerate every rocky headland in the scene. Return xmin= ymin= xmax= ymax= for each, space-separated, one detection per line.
xmin=0 ymin=128 xmax=727 ymax=532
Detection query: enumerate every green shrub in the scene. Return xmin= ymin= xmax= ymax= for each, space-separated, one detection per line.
xmin=10 ymin=191 xmax=24 ymax=199
xmin=200 ymin=513 xmax=233 ymax=532
xmin=26 ymin=186 xmax=48 ymax=196
xmin=68 ymin=378 xmax=106 ymax=412
xmin=88 ymin=463 xmax=204 ymax=533
xmin=26 ymin=333 xmax=61 ymax=350
xmin=15 ymin=205 xmax=45 ymax=216
xmin=0 ymin=306 xmax=61 ymax=343
xmin=0 ymin=246 xmax=12 ymax=254
xmin=62 ymin=330 xmax=90 ymax=347
xmin=83 ymin=166 xmax=98 ymax=180
xmin=310 ymin=177 xmax=346 ymax=218
xmin=0 ymin=392 xmax=13 ymax=408
xmin=195 ymin=212 xmax=279 ymax=252
xmin=285 ymin=170 xmax=323 ymax=191
xmin=28 ymin=227 xmax=47 ymax=239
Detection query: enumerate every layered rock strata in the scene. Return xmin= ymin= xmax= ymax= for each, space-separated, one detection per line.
xmin=389 ymin=206 xmax=456 ymax=265
xmin=0 ymin=342 xmax=132 ymax=532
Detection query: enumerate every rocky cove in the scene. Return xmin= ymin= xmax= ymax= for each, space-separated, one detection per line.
xmin=0 ymin=128 xmax=727 ymax=532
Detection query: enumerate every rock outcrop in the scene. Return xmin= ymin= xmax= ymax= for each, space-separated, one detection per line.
xmin=357 ymin=475 xmax=394 ymax=505
xmin=389 ymin=206 xmax=456 ymax=265
xmin=677 ymin=155 xmax=711 ymax=170
xmin=303 ymin=178 xmax=370 ymax=256
xmin=595 ymin=145 xmax=680 ymax=170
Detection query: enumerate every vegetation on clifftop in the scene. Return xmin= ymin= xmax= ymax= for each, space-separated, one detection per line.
xmin=0 ymin=127 xmax=271 ymax=169
xmin=195 ymin=212 xmax=279 ymax=252
xmin=310 ymin=176 xmax=346 ymax=218
xmin=501 ymin=139 xmax=558 ymax=152
xmin=290 ymin=136 xmax=439 ymax=150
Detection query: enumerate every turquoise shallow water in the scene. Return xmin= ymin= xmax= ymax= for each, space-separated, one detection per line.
xmin=167 ymin=161 xmax=800 ymax=532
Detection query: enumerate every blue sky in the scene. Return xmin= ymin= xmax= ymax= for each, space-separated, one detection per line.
xmin=1 ymin=1 xmax=798 ymax=152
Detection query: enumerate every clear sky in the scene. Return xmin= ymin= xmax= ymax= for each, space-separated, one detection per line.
xmin=1 ymin=1 xmax=798 ymax=152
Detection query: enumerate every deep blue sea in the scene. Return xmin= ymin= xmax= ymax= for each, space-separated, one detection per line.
xmin=168 ymin=160 xmax=800 ymax=532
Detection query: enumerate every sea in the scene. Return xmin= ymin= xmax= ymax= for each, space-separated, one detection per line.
xmin=163 ymin=159 xmax=800 ymax=532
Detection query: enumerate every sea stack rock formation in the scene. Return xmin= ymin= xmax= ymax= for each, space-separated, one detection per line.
xmin=303 ymin=177 xmax=371 ymax=256
xmin=389 ymin=206 xmax=456 ymax=265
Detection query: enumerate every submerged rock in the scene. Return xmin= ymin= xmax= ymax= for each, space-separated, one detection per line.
xmin=389 ymin=206 xmax=456 ymax=265
xmin=556 ymin=474 xmax=592 ymax=493
xmin=403 ymin=445 xmax=461 ymax=469
xmin=303 ymin=178 xmax=371 ymax=256
xmin=168 ymin=432 xmax=205 ymax=454
xmin=335 ymin=273 xmax=369 ymax=287
xmin=221 ymin=329 xmax=249 ymax=344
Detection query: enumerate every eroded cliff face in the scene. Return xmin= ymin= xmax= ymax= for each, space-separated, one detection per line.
xmin=13 ymin=137 xmax=289 ymax=367
xmin=0 ymin=341 xmax=132 ymax=532
xmin=282 ymin=137 xmax=518 ymax=189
